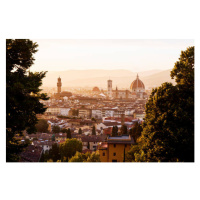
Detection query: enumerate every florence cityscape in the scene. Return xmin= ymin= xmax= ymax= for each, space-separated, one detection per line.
xmin=6 ymin=39 xmax=194 ymax=162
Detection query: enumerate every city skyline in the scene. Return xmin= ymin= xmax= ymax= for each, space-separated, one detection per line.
xmin=31 ymin=39 xmax=194 ymax=72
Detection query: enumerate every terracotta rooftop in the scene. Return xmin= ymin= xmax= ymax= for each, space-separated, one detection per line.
xmin=19 ymin=145 xmax=43 ymax=162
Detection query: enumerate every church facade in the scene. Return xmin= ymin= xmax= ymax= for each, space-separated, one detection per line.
xmin=107 ymin=74 xmax=147 ymax=99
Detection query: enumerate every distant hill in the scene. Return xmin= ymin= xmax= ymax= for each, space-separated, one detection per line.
xmin=142 ymin=69 xmax=176 ymax=88
xmin=42 ymin=69 xmax=162 ymax=88
xmin=52 ymin=69 xmax=175 ymax=89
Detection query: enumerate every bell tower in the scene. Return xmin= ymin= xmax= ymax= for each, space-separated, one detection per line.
xmin=107 ymin=79 xmax=112 ymax=98
xmin=57 ymin=77 xmax=62 ymax=93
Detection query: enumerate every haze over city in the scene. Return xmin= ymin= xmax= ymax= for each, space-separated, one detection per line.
xmin=31 ymin=39 xmax=193 ymax=88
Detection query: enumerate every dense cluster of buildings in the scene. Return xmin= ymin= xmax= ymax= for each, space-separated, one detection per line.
xmin=20 ymin=75 xmax=149 ymax=162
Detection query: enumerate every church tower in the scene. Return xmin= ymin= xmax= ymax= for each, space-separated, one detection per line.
xmin=57 ymin=77 xmax=62 ymax=93
xmin=107 ymin=79 xmax=112 ymax=98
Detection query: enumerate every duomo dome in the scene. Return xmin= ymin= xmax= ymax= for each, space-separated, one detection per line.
xmin=130 ymin=74 xmax=145 ymax=92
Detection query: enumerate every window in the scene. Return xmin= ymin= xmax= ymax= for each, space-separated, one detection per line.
xmin=113 ymin=152 xmax=116 ymax=156
xmin=114 ymin=144 xmax=116 ymax=148
xmin=103 ymin=152 xmax=105 ymax=156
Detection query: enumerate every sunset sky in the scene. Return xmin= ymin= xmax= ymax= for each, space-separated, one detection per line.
xmin=31 ymin=39 xmax=194 ymax=72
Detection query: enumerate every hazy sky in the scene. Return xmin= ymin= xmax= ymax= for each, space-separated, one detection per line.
xmin=31 ymin=39 xmax=194 ymax=72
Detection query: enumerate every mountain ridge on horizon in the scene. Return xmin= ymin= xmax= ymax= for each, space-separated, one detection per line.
xmin=42 ymin=68 xmax=175 ymax=88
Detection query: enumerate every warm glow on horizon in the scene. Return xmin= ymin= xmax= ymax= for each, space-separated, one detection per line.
xmin=31 ymin=39 xmax=194 ymax=73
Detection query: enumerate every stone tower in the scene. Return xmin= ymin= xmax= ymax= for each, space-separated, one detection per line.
xmin=57 ymin=77 xmax=62 ymax=93
xmin=107 ymin=79 xmax=112 ymax=98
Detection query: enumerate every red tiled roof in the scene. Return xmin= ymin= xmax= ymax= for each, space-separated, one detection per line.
xmin=98 ymin=142 xmax=108 ymax=150
xmin=19 ymin=145 xmax=43 ymax=162
xmin=103 ymin=127 xmax=112 ymax=135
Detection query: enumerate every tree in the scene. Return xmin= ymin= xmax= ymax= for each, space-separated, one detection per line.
xmin=133 ymin=46 xmax=194 ymax=162
xmin=6 ymin=39 xmax=48 ymax=162
xmin=92 ymin=126 xmax=96 ymax=135
xmin=112 ymin=126 xmax=118 ymax=136
xmin=59 ymin=138 xmax=82 ymax=161
xmin=87 ymin=142 xmax=90 ymax=150
xmin=67 ymin=128 xmax=71 ymax=138
xmin=61 ymin=128 xmax=67 ymax=133
xmin=52 ymin=125 xmax=60 ymax=133
xmin=86 ymin=152 xmax=100 ymax=162
xmin=78 ymin=128 xmax=82 ymax=135
xmin=51 ymin=134 xmax=55 ymax=141
xmin=68 ymin=152 xmax=85 ymax=162
xmin=35 ymin=119 xmax=49 ymax=133
xmin=129 ymin=121 xmax=142 ymax=143
xmin=69 ymin=151 xmax=100 ymax=162
xmin=49 ymin=143 xmax=60 ymax=162
xmin=120 ymin=125 xmax=128 ymax=135
xmin=91 ymin=117 xmax=96 ymax=122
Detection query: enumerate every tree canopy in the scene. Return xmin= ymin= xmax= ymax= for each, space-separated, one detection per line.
xmin=129 ymin=121 xmax=142 ymax=143
xmin=120 ymin=125 xmax=128 ymax=135
xmin=78 ymin=128 xmax=82 ymax=135
xmin=35 ymin=119 xmax=49 ymax=133
xmin=69 ymin=151 xmax=100 ymax=162
xmin=128 ymin=46 xmax=194 ymax=162
xmin=112 ymin=126 xmax=118 ymax=136
xmin=6 ymin=39 xmax=48 ymax=162
xmin=67 ymin=128 xmax=71 ymax=138
xmin=92 ymin=126 xmax=96 ymax=135
xmin=59 ymin=138 xmax=82 ymax=161
xmin=52 ymin=125 xmax=61 ymax=133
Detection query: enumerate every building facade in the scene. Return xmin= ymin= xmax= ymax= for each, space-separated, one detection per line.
xmin=107 ymin=74 xmax=147 ymax=99
xmin=98 ymin=135 xmax=135 ymax=162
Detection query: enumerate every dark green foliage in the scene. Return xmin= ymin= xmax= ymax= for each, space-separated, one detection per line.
xmin=86 ymin=152 xmax=101 ymax=162
xmin=125 ymin=145 xmax=143 ymax=162
xmin=112 ymin=126 xmax=118 ymax=136
xmin=120 ymin=125 xmax=128 ymax=135
xmin=129 ymin=122 xmax=142 ymax=143
xmin=24 ymin=139 xmax=31 ymax=145
xmin=6 ymin=39 xmax=48 ymax=162
xmin=131 ymin=46 xmax=194 ymax=162
xmin=92 ymin=126 xmax=96 ymax=135
xmin=91 ymin=117 xmax=96 ymax=122
xmin=67 ymin=128 xmax=71 ymax=138
xmin=61 ymin=128 xmax=67 ymax=133
xmin=68 ymin=152 xmax=86 ymax=162
xmin=78 ymin=128 xmax=82 ymax=135
xmin=49 ymin=143 xmax=60 ymax=162
xmin=52 ymin=125 xmax=60 ymax=133
xmin=59 ymin=138 xmax=82 ymax=161
xmin=40 ymin=151 xmax=49 ymax=162
xmin=69 ymin=151 xmax=100 ymax=162
xmin=52 ymin=134 xmax=55 ymax=141
xmin=35 ymin=119 xmax=49 ymax=133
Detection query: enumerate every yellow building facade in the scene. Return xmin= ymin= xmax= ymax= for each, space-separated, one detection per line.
xmin=98 ymin=135 xmax=134 ymax=162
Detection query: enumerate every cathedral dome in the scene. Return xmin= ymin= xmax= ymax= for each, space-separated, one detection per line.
xmin=130 ymin=74 xmax=145 ymax=90
xmin=93 ymin=87 xmax=100 ymax=92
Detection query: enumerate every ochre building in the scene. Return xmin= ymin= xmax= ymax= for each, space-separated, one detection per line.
xmin=98 ymin=135 xmax=135 ymax=162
